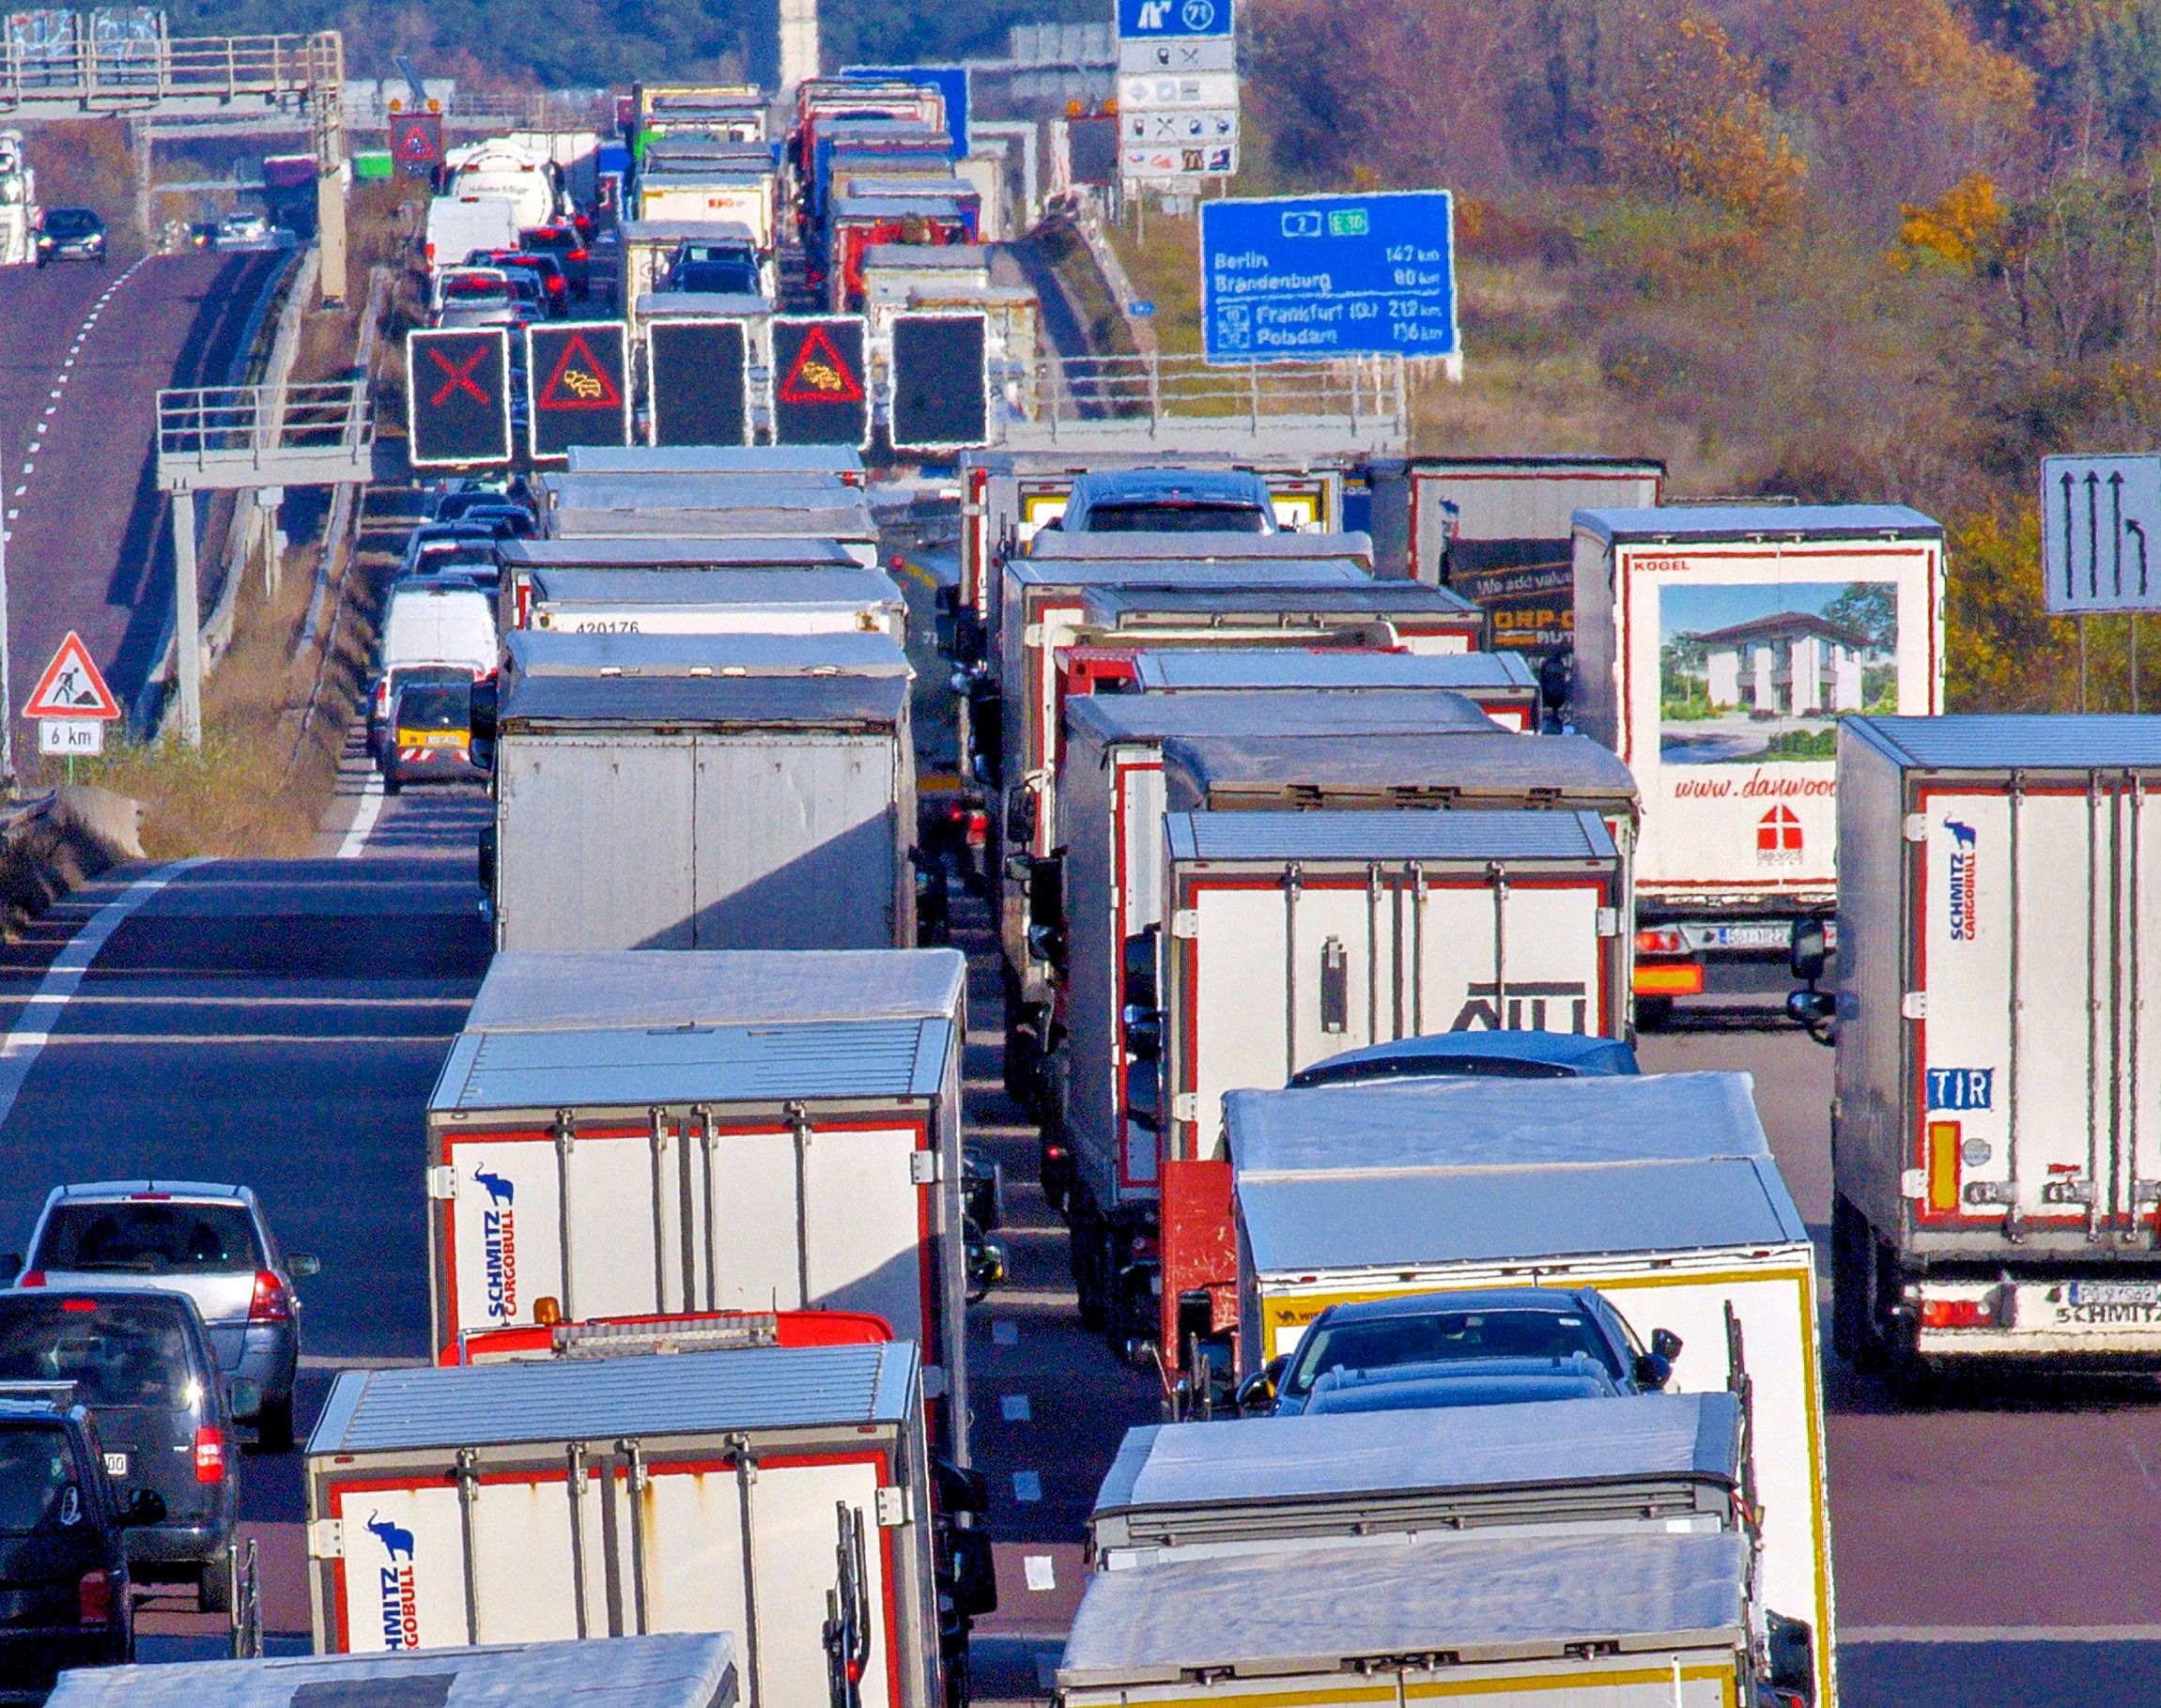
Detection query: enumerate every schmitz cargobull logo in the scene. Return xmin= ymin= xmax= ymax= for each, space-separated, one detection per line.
xmin=368 ymin=1511 xmax=420 ymax=1649
xmin=1945 ymin=820 xmax=1978 ymax=941
xmin=475 ymin=1167 xmax=517 ymax=1320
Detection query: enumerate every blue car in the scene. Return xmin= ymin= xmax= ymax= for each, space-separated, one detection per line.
xmin=1243 ymin=1285 xmax=1681 ymax=1417
xmin=1051 ymin=468 xmax=1278 ymax=535
xmin=1288 ymin=1028 xmax=1639 ymax=1088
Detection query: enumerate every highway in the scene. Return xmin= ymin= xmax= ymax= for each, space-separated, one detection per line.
xmin=0 ymin=537 xmax=2143 ymax=1700
xmin=0 ymin=249 xmax=281 ymax=740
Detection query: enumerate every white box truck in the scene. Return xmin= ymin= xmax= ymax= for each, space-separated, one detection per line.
xmin=1228 ymin=1070 xmax=1834 ymax=1707
xmin=1571 ymin=504 xmax=1943 ymax=1014
xmin=50 ymin=1633 xmax=739 ymax=1707
xmin=1412 ymin=454 xmax=1664 ymax=648
xmin=1132 ymin=645 xmax=1539 ymax=730
xmin=303 ymin=1343 xmax=946 ymax=1708
xmin=425 ymin=947 xmax=968 ymax=1451
xmin=1830 ymin=715 xmax=2161 ymax=1380
xmin=1056 ymin=700 xmax=1635 ymax=1345
xmin=483 ymin=632 xmax=915 ymax=951
xmin=526 ymin=566 xmax=905 ymax=639
xmin=1057 ymin=1531 xmax=1758 ymax=1708
xmin=498 ymin=537 xmax=869 ymax=630
xmin=1153 ymin=808 xmax=1630 ymax=1372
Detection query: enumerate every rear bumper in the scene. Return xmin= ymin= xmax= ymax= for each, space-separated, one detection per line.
xmin=0 ymin=1625 xmax=128 ymax=1695
xmin=125 ymin=1518 xmax=231 ymax=1576
xmin=381 ymin=746 xmax=483 ymax=784
xmin=209 ymin=1322 xmax=298 ymax=1409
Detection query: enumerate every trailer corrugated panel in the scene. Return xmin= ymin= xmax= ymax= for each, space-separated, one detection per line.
xmin=1057 ymin=1531 xmax=1749 ymax=1706
xmin=305 ymin=1346 xmax=939 ymax=1708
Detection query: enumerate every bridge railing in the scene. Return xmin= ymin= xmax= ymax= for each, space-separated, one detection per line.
xmin=157 ymin=378 xmax=372 ymax=487
xmin=0 ymin=28 xmax=340 ymax=114
xmin=1011 ymin=349 xmax=1410 ymax=448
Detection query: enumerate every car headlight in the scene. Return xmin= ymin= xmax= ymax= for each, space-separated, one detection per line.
xmin=36 ymin=235 xmax=52 ymax=247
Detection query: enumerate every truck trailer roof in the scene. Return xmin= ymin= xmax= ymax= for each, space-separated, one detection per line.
xmin=1057 ymin=1530 xmax=1748 ymax=1686
xmin=1030 ymin=530 xmax=1374 ymax=562
xmin=1160 ymin=730 xmax=1639 ymax=808
xmin=311 ymin=1341 xmax=918 ymax=1454
xmin=1133 ymin=648 xmax=1531 ymax=691
xmin=563 ymin=445 xmax=864 ymax=479
xmin=526 ymin=565 xmax=902 ymax=610
xmin=502 ymin=628 xmax=909 ymax=677
xmin=1844 ymin=712 xmax=2161 ymax=770
xmin=1082 ymin=582 xmax=1476 ymax=623
xmin=1068 ymin=688 xmax=1497 ymax=746
xmin=43 ymin=1633 xmax=740 ymax=1708
xmin=499 ymin=670 xmax=908 ymax=728
xmin=1166 ymin=808 xmax=1617 ymax=867
xmin=501 ymin=536 xmax=862 ymax=570
xmin=464 ymin=947 xmax=965 ymax=1034
xmin=1090 ymin=1391 xmax=1742 ymax=1542
xmin=1573 ymin=502 xmax=1941 ymax=543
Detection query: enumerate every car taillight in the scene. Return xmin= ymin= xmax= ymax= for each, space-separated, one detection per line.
xmin=965 ymin=810 xmax=987 ymax=848
xmin=568 ymin=247 xmax=588 ymax=262
xmin=193 ymin=1425 xmax=224 ymax=1484
xmin=1920 ymin=1297 xmax=1995 ymax=1329
xmin=1635 ymin=927 xmax=1688 ymax=956
xmin=17 ymin=1270 xmax=43 ymax=1287
xmin=249 ymin=1269 xmax=291 ymax=1324
xmin=77 ymin=1569 xmax=112 ymax=1624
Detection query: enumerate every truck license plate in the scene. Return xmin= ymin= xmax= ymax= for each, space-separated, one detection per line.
xmin=102 ymin=1452 xmax=126 ymax=1477
xmin=1706 ymin=924 xmax=1786 ymax=950
xmin=2068 ymin=1282 xmax=2161 ymax=1307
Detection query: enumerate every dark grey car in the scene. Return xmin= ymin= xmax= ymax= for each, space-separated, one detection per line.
xmin=0 ymin=1292 xmax=238 ymax=1612
xmin=8 ymin=1184 xmax=313 ymax=1451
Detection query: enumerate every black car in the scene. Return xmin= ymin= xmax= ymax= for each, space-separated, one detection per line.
xmin=0 ymin=1292 xmax=239 ymax=1614
xmin=35 ymin=208 xmax=105 ymax=269
xmin=0 ymin=1393 xmax=162 ymax=1700
xmin=517 ymin=222 xmax=593 ymax=297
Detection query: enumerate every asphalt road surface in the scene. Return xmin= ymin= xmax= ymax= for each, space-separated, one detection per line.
xmin=0 ymin=249 xmax=281 ymax=744
xmin=0 ymin=592 xmax=2154 ymax=1694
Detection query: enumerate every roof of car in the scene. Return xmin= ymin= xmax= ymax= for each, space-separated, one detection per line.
xmin=1303 ymin=1366 xmax=1619 ymax=1414
xmin=1290 ymin=1029 xmax=1641 ymax=1085
xmin=1306 ymin=1285 xmax=1601 ymax=1324
xmin=1071 ymin=468 xmax=1273 ymax=506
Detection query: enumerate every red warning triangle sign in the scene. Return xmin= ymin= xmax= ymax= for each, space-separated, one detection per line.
xmin=780 ymin=325 xmax=865 ymax=406
xmin=393 ymin=119 xmax=432 ymax=162
xmin=537 ymin=331 xmax=622 ymax=411
xmin=24 ymin=630 xmax=120 ymax=721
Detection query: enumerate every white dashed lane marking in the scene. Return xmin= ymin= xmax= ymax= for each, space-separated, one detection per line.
xmin=1000 ymin=1394 xmax=1031 ymax=1423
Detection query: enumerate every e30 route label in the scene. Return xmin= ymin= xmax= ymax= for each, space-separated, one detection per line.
xmin=1199 ymin=190 xmax=1460 ymax=368
xmin=2041 ymin=454 xmax=2161 ymax=615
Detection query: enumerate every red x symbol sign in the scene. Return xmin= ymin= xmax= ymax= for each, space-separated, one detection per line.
xmin=429 ymin=344 xmax=490 ymax=406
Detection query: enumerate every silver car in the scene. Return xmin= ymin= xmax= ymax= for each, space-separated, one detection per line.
xmin=3 ymin=1183 xmax=316 ymax=1451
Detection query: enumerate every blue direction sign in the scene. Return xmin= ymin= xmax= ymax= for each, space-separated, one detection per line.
xmin=1119 ymin=0 xmax=1232 ymax=38
xmin=1200 ymin=191 xmax=1459 ymax=366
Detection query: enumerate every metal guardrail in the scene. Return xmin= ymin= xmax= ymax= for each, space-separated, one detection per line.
xmin=230 ymin=1535 xmax=263 ymax=1658
xmin=156 ymin=379 xmax=373 ymax=488
xmin=1011 ymin=351 xmax=1410 ymax=449
xmin=0 ymin=28 xmax=340 ymax=115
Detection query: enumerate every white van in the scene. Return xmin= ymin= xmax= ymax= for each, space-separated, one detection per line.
xmin=371 ymin=584 xmax=496 ymax=759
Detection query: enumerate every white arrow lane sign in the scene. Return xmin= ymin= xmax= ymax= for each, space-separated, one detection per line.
xmin=2043 ymin=454 xmax=2161 ymax=614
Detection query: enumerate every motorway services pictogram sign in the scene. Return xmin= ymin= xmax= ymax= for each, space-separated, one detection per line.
xmin=26 ymin=630 xmax=120 ymax=758
xmin=771 ymin=316 xmax=871 ymax=449
xmin=645 ymin=319 xmax=749 ymax=447
xmin=525 ymin=321 xmax=630 ymax=461
xmin=406 ymin=328 xmax=513 ymax=469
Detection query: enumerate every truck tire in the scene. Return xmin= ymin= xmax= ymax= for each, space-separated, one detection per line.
xmin=199 ymin=1557 xmax=232 ymax=1616
xmin=1831 ymin=1196 xmax=1866 ymax=1363
xmin=1635 ymin=995 xmax=1674 ymax=1032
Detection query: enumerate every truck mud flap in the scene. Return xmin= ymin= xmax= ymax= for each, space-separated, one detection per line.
xmin=1157 ymin=1158 xmax=1235 ymax=1364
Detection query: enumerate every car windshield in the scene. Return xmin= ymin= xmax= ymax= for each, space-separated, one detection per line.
xmin=1084 ymin=502 xmax=1268 ymax=533
xmin=36 ymin=1201 xmax=262 ymax=1275
xmin=1282 ymin=1306 xmax=1621 ymax=1397
xmin=0 ymin=1426 xmax=75 ymax=1533
xmin=44 ymin=210 xmax=96 ymax=236
xmin=445 ymin=277 xmax=507 ymax=301
xmin=397 ymin=684 xmax=469 ymax=730
xmin=0 ymin=1299 xmax=199 ymax=1410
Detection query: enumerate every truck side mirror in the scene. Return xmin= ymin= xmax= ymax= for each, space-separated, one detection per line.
xmin=1765 ymin=1610 xmax=1814 ymax=1698
xmin=1120 ymin=1006 xmax=1163 ymax=1062
xmin=1123 ymin=1058 xmax=1161 ymax=1132
xmin=1790 ymin=916 xmax=1828 ymax=982
xmin=1650 ymin=1327 xmax=1683 ymax=1361
xmin=932 ymin=1454 xmax=990 ymax=1518
xmin=469 ymin=676 xmax=497 ymax=752
xmin=943 ymin=1528 xmax=998 ymax=1620
xmin=1235 ymin=1355 xmax=1288 ymax=1414
xmin=1122 ymin=929 xmax=1159 ymax=1010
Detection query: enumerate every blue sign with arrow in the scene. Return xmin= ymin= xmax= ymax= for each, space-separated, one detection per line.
xmin=1119 ymin=0 xmax=1233 ymax=38
xmin=1200 ymin=190 xmax=1460 ymax=366
xmin=2041 ymin=454 xmax=2161 ymax=615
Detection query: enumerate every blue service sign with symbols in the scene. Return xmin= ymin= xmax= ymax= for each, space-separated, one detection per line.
xmin=1200 ymin=190 xmax=1460 ymax=366
xmin=1119 ymin=0 xmax=1232 ymax=38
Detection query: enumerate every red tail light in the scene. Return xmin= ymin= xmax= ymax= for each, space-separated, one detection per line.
xmin=193 ymin=1425 xmax=224 ymax=1484
xmin=1920 ymin=1297 xmax=1995 ymax=1329
xmin=249 ymin=1269 xmax=291 ymax=1324
xmin=965 ymin=810 xmax=988 ymax=848
xmin=77 ymin=1568 xmax=112 ymax=1624
xmin=567 ymin=247 xmax=588 ymax=262
xmin=17 ymin=1271 xmax=43 ymax=1287
xmin=1635 ymin=927 xmax=1688 ymax=956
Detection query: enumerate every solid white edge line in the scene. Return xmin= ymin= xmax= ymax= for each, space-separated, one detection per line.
xmin=336 ymin=774 xmax=385 ymax=860
xmin=0 ymin=858 xmax=211 ymax=1135
xmin=1842 ymin=1625 xmax=2161 ymax=1643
